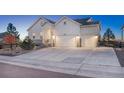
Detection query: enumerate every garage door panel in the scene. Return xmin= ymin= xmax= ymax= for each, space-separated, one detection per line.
xmin=82 ymin=36 xmax=98 ymax=48
xmin=56 ymin=36 xmax=76 ymax=47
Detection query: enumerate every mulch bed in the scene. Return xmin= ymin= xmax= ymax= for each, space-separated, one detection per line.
xmin=0 ymin=46 xmax=45 ymax=56
xmin=114 ymin=48 xmax=124 ymax=67
xmin=0 ymin=49 xmax=32 ymax=56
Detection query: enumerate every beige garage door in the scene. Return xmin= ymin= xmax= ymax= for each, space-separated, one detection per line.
xmin=55 ymin=36 xmax=76 ymax=47
xmin=84 ymin=36 xmax=98 ymax=48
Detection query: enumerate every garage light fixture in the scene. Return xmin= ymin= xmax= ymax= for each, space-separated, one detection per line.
xmin=94 ymin=36 xmax=98 ymax=39
xmin=76 ymin=35 xmax=80 ymax=39
xmin=52 ymin=35 xmax=55 ymax=40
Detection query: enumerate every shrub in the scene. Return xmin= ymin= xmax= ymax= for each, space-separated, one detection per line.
xmin=20 ymin=37 xmax=35 ymax=50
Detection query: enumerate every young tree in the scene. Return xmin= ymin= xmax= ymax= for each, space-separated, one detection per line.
xmin=3 ymin=35 xmax=16 ymax=50
xmin=5 ymin=23 xmax=20 ymax=47
xmin=103 ymin=28 xmax=115 ymax=42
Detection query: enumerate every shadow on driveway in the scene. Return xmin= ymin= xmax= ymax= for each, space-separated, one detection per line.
xmin=114 ymin=48 xmax=124 ymax=67
xmin=0 ymin=62 xmax=89 ymax=78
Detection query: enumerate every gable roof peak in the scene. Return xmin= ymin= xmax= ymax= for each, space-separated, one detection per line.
xmin=27 ymin=16 xmax=55 ymax=31
xmin=55 ymin=16 xmax=81 ymax=25
xmin=38 ymin=16 xmax=55 ymax=24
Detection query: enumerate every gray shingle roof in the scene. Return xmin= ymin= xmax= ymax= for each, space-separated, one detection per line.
xmin=43 ymin=17 xmax=99 ymax=25
xmin=74 ymin=17 xmax=99 ymax=25
xmin=43 ymin=17 xmax=55 ymax=24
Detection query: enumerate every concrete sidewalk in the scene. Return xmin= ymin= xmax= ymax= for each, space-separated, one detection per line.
xmin=0 ymin=47 xmax=123 ymax=78
xmin=0 ymin=62 xmax=85 ymax=78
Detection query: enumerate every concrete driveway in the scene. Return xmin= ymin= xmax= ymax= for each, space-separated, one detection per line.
xmin=14 ymin=47 xmax=120 ymax=66
xmin=15 ymin=48 xmax=92 ymax=62
xmin=0 ymin=47 xmax=123 ymax=77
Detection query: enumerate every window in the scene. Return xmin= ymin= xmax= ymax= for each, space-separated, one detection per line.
xmin=40 ymin=36 xmax=43 ymax=41
xmin=32 ymin=33 xmax=35 ymax=39
xmin=64 ymin=21 xmax=66 ymax=25
xmin=41 ymin=21 xmax=47 ymax=27
xmin=33 ymin=36 xmax=35 ymax=39
xmin=40 ymin=32 xmax=43 ymax=41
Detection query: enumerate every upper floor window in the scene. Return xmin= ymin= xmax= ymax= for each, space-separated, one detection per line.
xmin=41 ymin=21 xmax=47 ymax=27
xmin=64 ymin=21 xmax=67 ymax=25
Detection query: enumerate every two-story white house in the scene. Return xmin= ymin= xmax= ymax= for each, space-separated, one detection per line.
xmin=27 ymin=16 xmax=100 ymax=48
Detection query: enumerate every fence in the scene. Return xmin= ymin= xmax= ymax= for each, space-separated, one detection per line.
xmin=99 ymin=41 xmax=124 ymax=48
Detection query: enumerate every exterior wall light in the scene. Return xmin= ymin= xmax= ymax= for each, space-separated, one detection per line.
xmin=33 ymin=33 xmax=35 ymax=36
xmin=94 ymin=36 xmax=98 ymax=39
xmin=52 ymin=35 xmax=55 ymax=40
xmin=76 ymin=35 xmax=80 ymax=39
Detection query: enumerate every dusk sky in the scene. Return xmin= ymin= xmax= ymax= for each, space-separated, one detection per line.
xmin=0 ymin=15 xmax=123 ymax=40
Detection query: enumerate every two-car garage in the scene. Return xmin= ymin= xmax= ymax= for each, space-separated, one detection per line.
xmin=55 ymin=36 xmax=76 ymax=47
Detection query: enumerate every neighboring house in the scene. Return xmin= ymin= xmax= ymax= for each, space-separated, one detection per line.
xmin=27 ymin=16 xmax=101 ymax=48
xmin=0 ymin=33 xmax=6 ymax=48
xmin=0 ymin=32 xmax=6 ymax=43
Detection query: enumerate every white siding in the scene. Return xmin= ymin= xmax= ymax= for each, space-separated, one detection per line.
xmin=28 ymin=18 xmax=54 ymax=40
xmin=80 ymin=25 xmax=99 ymax=48
xmin=55 ymin=18 xmax=80 ymax=36
xmin=80 ymin=25 xmax=100 ymax=36
xmin=54 ymin=17 xmax=80 ymax=47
